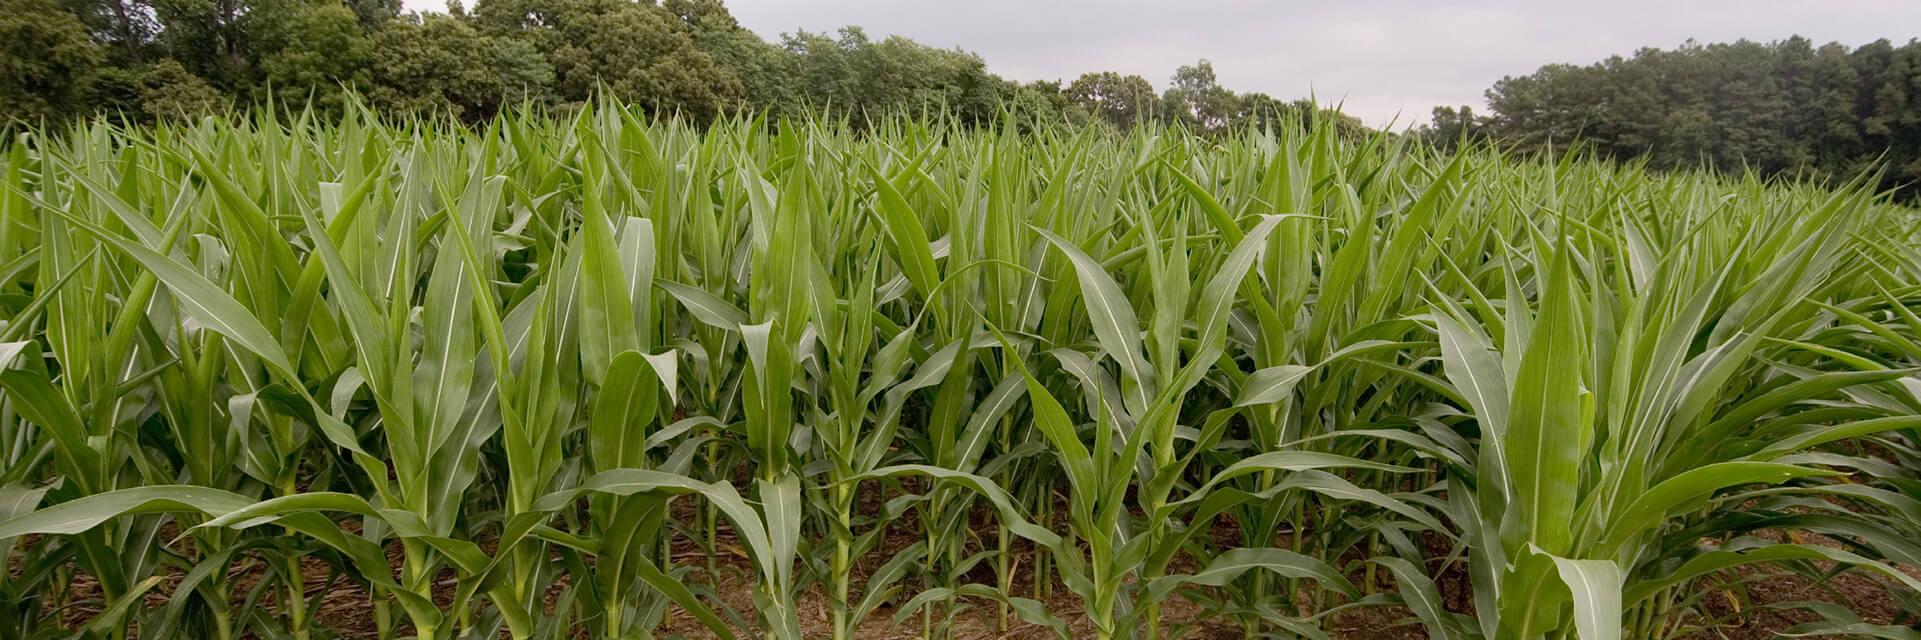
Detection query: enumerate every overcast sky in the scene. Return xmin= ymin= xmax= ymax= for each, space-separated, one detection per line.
xmin=405 ymin=0 xmax=1921 ymax=128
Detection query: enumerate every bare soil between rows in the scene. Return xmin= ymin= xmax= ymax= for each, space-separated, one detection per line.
xmin=22 ymin=490 xmax=1912 ymax=638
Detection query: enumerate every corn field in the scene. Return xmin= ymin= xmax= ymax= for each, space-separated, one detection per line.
xmin=0 ymin=103 xmax=1918 ymax=640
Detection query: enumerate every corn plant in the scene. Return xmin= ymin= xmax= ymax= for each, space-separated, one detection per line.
xmin=0 ymin=102 xmax=1912 ymax=640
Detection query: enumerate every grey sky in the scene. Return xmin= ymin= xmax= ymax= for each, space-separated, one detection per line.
xmin=404 ymin=0 xmax=1921 ymax=128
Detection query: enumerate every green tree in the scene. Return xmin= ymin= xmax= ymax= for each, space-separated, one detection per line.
xmin=470 ymin=0 xmax=566 ymax=33
xmin=1854 ymin=41 xmax=1921 ymax=191
xmin=1480 ymin=36 xmax=1921 ymax=198
xmin=1485 ymin=62 xmax=1610 ymax=155
xmin=246 ymin=0 xmax=371 ymax=112
xmin=342 ymin=0 xmax=400 ymax=30
xmin=1162 ymin=60 xmax=1238 ymax=132
xmin=1237 ymin=95 xmax=1365 ymax=137
xmin=668 ymin=0 xmax=793 ymax=113
xmin=1423 ymin=104 xmax=1487 ymax=151
xmin=92 ymin=58 xmax=224 ymax=121
xmin=58 ymin=0 xmax=158 ymax=64
xmin=0 ymin=0 xmax=104 ymax=122
xmin=148 ymin=0 xmax=253 ymax=90
xmin=1066 ymin=71 xmax=1158 ymax=129
xmin=370 ymin=14 xmax=552 ymax=119
xmin=503 ymin=0 xmax=742 ymax=119
xmin=1776 ymin=38 xmax=1861 ymax=176
xmin=780 ymin=26 xmax=1005 ymax=127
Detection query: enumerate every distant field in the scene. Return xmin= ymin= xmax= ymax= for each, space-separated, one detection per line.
xmin=0 ymin=105 xmax=1915 ymax=640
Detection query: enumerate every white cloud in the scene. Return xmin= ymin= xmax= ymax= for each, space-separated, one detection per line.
xmin=400 ymin=0 xmax=1921 ymax=127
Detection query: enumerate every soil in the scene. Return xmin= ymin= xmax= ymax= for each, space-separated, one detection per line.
xmin=20 ymin=503 xmax=1913 ymax=639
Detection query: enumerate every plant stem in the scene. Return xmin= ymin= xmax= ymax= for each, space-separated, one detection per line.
xmin=284 ymin=551 xmax=309 ymax=640
xmin=833 ymin=479 xmax=852 ymax=640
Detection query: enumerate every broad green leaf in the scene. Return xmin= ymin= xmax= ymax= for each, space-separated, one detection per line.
xmin=1550 ymin=555 xmax=1621 ymax=640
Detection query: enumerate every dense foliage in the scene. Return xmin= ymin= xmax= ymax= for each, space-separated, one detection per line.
xmin=0 ymin=0 xmax=1352 ymax=134
xmin=1429 ymin=37 xmax=1921 ymax=199
xmin=9 ymin=0 xmax=1916 ymax=203
xmin=0 ymin=103 xmax=1916 ymax=640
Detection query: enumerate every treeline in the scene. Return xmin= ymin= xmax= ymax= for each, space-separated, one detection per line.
xmin=15 ymin=0 xmax=1916 ymax=195
xmin=0 ymin=0 xmax=1361 ymax=133
xmin=1426 ymin=37 xmax=1921 ymax=197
